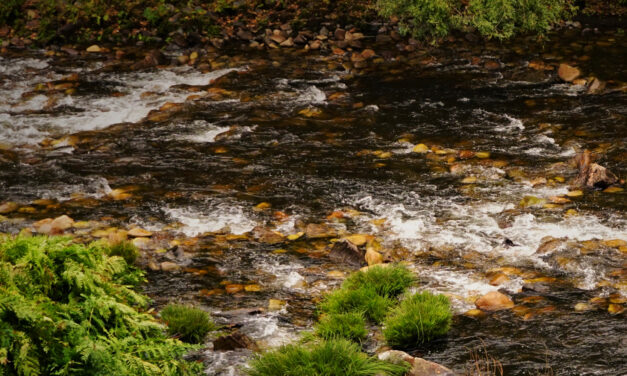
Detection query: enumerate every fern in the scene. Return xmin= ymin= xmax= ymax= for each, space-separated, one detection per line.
xmin=0 ymin=236 xmax=202 ymax=376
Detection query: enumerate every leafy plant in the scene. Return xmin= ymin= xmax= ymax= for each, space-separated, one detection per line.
xmin=383 ymin=291 xmax=452 ymax=347
xmin=160 ymin=304 xmax=216 ymax=344
xmin=314 ymin=312 xmax=368 ymax=341
xmin=0 ymin=235 xmax=202 ymax=376
xmin=246 ymin=338 xmax=410 ymax=376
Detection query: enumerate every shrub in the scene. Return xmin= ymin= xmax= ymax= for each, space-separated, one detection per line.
xmin=319 ymin=287 xmax=392 ymax=324
xmin=107 ymin=240 xmax=139 ymax=265
xmin=246 ymin=338 xmax=410 ymax=376
xmin=160 ymin=304 xmax=215 ymax=344
xmin=383 ymin=291 xmax=452 ymax=347
xmin=376 ymin=0 xmax=575 ymax=40
xmin=314 ymin=312 xmax=368 ymax=341
xmin=0 ymin=236 xmax=202 ymax=376
xmin=343 ymin=264 xmax=415 ymax=298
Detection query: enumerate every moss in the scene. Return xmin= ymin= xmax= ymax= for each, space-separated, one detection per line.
xmin=314 ymin=312 xmax=368 ymax=341
xmin=383 ymin=291 xmax=452 ymax=347
xmin=319 ymin=287 xmax=393 ymax=324
xmin=246 ymin=338 xmax=410 ymax=376
xmin=160 ymin=304 xmax=216 ymax=344
xmin=342 ymin=264 xmax=415 ymax=298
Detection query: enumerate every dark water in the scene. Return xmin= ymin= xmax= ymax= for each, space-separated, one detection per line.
xmin=1 ymin=25 xmax=626 ymax=375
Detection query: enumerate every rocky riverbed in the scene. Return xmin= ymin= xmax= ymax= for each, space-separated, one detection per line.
xmin=1 ymin=21 xmax=626 ymax=375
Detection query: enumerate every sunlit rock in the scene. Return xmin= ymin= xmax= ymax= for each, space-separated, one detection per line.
xmin=475 ymin=291 xmax=515 ymax=311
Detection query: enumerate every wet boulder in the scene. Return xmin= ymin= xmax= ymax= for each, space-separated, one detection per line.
xmin=378 ymin=350 xmax=455 ymax=376
xmin=213 ymin=331 xmax=259 ymax=351
xmin=536 ymin=236 xmax=567 ymax=254
xmin=475 ymin=291 xmax=515 ymax=311
xmin=572 ymin=150 xmax=618 ymax=189
xmin=329 ymin=240 xmax=365 ymax=267
xmin=0 ymin=202 xmax=19 ymax=214
xmin=558 ymin=63 xmax=581 ymax=82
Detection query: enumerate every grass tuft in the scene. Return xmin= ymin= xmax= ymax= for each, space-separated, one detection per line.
xmin=106 ymin=240 xmax=139 ymax=265
xmin=314 ymin=311 xmax=368 ymax=341
xmin=246 ymin=338 xmax=410 ymax=376
xmin=160 ymin=304 xmax=215 ymax=344
xmin=383 ymin=291 xmax=452 ymax=347
xmin=319 ymin=287 xmax=392 ymax=324
xmin=343 ymin=264 xmax=415 ymax=298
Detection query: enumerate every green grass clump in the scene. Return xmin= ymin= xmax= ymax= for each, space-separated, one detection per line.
xmin=319 ymin=287 xmax=392 ymax=324
xmin=314 ymin=312 xmax=368 ymax=341
xmin=0 ymin=235 xmax=202 ymax=376
xmin=107 ymin=240 xmax=139 ymax=265
xmin=343 ymin=264 xmax=415 ymax=298
xmin=246 ymin=338 xmax=409 ymax=376
xmin=383 ymin=291 xmax=452 ymax=347
xmin=160 ymin=304 xmax=215 ymax=344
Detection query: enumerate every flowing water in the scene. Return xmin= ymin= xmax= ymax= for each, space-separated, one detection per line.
xmin=1 ymin=25 xmax=626 ymax=375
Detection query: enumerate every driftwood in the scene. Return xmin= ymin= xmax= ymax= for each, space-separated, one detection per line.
xmin=572 ymin=150 xmax=618 ymax=189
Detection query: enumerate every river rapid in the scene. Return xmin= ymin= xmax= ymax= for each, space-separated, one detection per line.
xmin=1 ymin=24 xmax=625 ymax=375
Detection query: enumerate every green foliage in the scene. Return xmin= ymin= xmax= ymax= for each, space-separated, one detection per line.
xmin=0 ymin=0 xmax=24 ymax=25
xmin=107 ymin=241 xmax=139 ymax=265
xmin=0 ymin=236 xmax=202 ymax=376
xmin=314 ymin=312 xmax=368 ymax=341
xmin=466 ymin=0 xmax=574 ymax=39
xmin=246 ymin=338 xmax=410 ymax=376
xmin=319 ymin=287 xmax=392 ymax=324
xmin=343 ymin=264 xmax=414 ymax=298
xmin=382 ymin=291 xmax=452 ymax=347
xmin=376 ymin=0 xmax=575 ymax=40
xmin=160 ymin=304 xmax=215 ymax=344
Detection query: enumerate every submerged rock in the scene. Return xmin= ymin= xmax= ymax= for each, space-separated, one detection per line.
xmin=0 ymin=202 xmax=19 ymax=214
xmin=329 ymin=240 xmax=365 ymax=267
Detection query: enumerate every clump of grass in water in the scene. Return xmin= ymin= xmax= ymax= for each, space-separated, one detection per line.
xmin=160 ymin=304 xmax=216 ymax=344
xmin=343 ymin=264 xmax=415 ymax=298
xmin=246 ymin=338 xmax=409 ymax=376
xmin=318 ymin=286 xmax=392 ymax=323
xmin=314 ymin=311 xmax=368 ymax=341
xmin=318 ymin=264 xmax=415 ymax=323
xmin=383 ymin=291 xmax=452 ymax=347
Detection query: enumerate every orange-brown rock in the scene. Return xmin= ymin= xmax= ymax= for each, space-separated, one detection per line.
xmin=475 ymin=291 xmax=515 ymax=311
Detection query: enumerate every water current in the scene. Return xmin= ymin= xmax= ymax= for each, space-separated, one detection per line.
xmin=0 ymin=25 xmax=625 ymax=375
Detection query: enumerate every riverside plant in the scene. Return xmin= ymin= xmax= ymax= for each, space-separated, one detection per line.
xmin=246 ymin=338 xmax=410 ymax=376
xmin=160 ymin=304 xmax=216 ymax=344
xmin=0 ymin=236 xmax=203 ymax=376
xmin=383 ymin=291 xmax=453 ymax=347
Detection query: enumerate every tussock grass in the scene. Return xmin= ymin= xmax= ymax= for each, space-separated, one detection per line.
xmin=106 ymin=240 xmax=139 ymax=265
xmin=319 ymin=287 xmax=392 ymax=324
xmin=383 ymin=291 xmax=452 ymax=347
xmin=246 ymin=338 xmax=409 ymax=376
xmin=343 ymin=264 xmax=415 ymax=298
xmin=160 ymin=304 xmax=216 ymax=344
xmin=314 ymin=312 xmax=368 ymax=341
